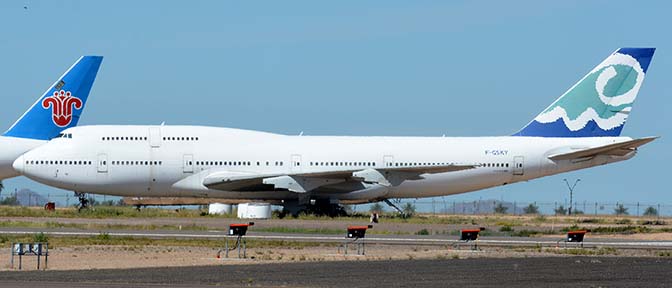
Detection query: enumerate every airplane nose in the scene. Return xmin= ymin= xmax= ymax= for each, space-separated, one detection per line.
xmin=13 ymin=155 xmax=25 ymax=174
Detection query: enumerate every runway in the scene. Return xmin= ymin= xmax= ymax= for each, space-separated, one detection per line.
xmin=2 ymin=227 xmax=671 ymax=249
xmin=0 ymin=257 xmax=670 ymax=287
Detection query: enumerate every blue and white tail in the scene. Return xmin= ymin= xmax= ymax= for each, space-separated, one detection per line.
xmin=514 ymin=48 xmax=655 ymax=137
xmin=3 ymin=56 xmax=103 ymax=140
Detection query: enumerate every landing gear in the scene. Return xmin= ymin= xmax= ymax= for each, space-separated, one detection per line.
xmin=75 ymin=192 xmax=89 ymax=212
xmin=384 ymin=199 xmax=409 ymax=218
xmin=281 ymin=199 xmax=348 ymax=217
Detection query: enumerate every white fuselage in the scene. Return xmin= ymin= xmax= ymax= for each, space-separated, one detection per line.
xmin=14 ymin=125 xmax=635 ymax=204
xmin=0 ymin=136 xmax=46 ymax=180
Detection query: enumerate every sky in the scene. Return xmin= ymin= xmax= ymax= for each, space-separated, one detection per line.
xmin=0 ymin=1 xmax=670 ymax=210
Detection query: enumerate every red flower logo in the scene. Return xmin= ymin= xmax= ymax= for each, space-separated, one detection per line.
xmin=42 ymin=90 xmax=83 ymax=127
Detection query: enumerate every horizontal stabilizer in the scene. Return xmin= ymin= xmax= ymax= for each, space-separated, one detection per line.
xmin=548 ymin=137 xmax=658 ymax=161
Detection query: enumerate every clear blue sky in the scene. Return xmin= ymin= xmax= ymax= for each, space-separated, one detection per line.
xmin=0 ymin=1 xmax=670 ymax=207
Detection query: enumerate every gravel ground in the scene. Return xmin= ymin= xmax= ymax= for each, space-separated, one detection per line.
xmin=0 ymin=257 xmax=670 ymax=287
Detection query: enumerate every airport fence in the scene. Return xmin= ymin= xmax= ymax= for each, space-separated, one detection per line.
xmin=382 ymin=199 xmax=672 ymax=218
xmin=1 ymin=192 xmax=672 ymax=218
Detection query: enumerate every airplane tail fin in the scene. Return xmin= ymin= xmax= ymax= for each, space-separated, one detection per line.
xmin=3 ymin=56 xmax=103 ymax=140
xmin=513 ymin=48 xmax=655 ymax=137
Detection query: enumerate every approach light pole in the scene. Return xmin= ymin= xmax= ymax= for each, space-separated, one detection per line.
xmin=563 ymin=178 xmax=580 ymax=215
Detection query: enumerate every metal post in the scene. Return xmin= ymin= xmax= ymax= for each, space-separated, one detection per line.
xmin=595 ymin=202 xmax=598 ymax=216
xmin=237 ymin=235 xmax=242 ymax=258
xmin=225 ymin=236 xmax=229 ymax=258
xmin=443 ymin=197 xmax=447 ymax=215
xmin=10 ymin=242 xmax=13 ymax=269
xmin=44 ymin=243 xmax=48 ymax=270
xmin=563 ymin=179 xmax=580 ymax=215
xmin=554 ymin=202 xmax=557 ymax=214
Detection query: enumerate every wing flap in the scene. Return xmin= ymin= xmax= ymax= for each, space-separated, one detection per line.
xmin=203 ymin=164 xmax=476 ymax=192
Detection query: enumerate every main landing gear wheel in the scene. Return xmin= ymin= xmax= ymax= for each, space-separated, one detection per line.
xmin=75 ymin=192 xmax=89 ymax=212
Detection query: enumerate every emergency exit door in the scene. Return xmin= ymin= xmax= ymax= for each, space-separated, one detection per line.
xmin=97 ymin=154 xmax=108 ymax=173
xmin=513 ymin=156 xmax=524 ymax=176
xmin=183 ymin=154 xmax=194 ymax=173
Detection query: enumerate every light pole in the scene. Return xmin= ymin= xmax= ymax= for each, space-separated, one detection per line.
xmin=563 ymin=178 xmax=580 ymax=215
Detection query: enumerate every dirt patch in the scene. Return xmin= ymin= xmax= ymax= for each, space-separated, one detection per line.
xmin=0 ymin=243 xmax=668 ymax=271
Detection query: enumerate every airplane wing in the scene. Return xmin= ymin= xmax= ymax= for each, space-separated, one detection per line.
xmin=203 ymin=164 xmax=476 ymax=193
xmin=548 ymin=136 xmax=658 ymax=161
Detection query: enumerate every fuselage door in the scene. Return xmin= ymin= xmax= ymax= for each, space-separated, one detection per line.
xmin=291 ymin=154 xmax=302 ymax=173
xmin=149 ymin=127 xmax=162 ymax=148
xmin=97 ymin=153 xmax=108 ymax=173
xmin=513 ymin=156 xmax=524 ymax=176
xmin=183 ymin=154 xmax=194 ymax=173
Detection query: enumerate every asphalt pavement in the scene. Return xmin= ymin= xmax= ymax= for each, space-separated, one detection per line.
xmin=0 ymin=257 xmax=670 ymax=287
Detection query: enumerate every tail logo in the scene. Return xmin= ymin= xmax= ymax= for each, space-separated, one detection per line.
xmin=533 ymin=52 xmax=644 ymax=132
xmin=41 ymin=90 xmax=83 ymax=127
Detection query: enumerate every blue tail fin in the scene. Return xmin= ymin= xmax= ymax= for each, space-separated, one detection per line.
xmin=3 ymin=56 xmax=103 ymax=140
xmin=514 ymin=48 xmax=655 ymax=137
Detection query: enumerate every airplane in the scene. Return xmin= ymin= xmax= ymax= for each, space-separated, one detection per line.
xmin=0 ymin=56 xmax=103 ymax=180
xmin=11 ymin=48 xmax=656 ymax=215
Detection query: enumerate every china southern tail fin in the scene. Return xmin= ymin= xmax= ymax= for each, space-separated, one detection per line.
xmin=514 ymin=48 xmax=655 ymax=137
xmin=3 ymin=56 xmax=103 ymax=140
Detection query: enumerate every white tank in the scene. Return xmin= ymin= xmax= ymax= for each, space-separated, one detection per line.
xmin=208 ymin=203 xmax=232 ymax=215
xmin=237 ymin=203 xmax=271 ymax=219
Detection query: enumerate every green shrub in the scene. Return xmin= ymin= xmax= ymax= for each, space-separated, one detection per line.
xmin=499 ymin=225 xmax=513 ymax=232
xmin=33 ymin=232 xmax=48 ymax=243
xmin=415 ymin=228 xmax=430 ymax=235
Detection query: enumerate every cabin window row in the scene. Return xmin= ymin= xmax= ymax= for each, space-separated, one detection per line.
xmin=391 ymin=162 xmax=451 ymax=167
xmin=195 ymin=161 xmax=284 ymax=166
xmin=111 ymin=160 xmax=163 ymax=166
xmin=26 ymin=160 xmax=92 ymax=165
xmin=309 ymin=162 xmax=375 ymax=167
xmin=102 ymin=136 xmax=147 ymax=141
xmin=163 ymin=136 xmax=199 ymax=141
xmin=481 ymin=163 xmax=509 ymax=168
